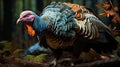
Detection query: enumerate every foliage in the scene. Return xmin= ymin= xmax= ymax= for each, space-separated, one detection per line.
xmin=115 ymin=36 xmax=120 ymax=45
xmin=33 ymin=54 xmax=48 ymax=62
xmin=22 ymin=53 xmax=48 ymax=62
xmin=96 ymin=0 xmax=120 ymax=23
xmin=23 ymin=55 xmax=35 ymax=61
xmin=96 ymin=0 xmax=120 ymax=36
xmin=12 ymin=49 xmax=24 ymax=57
xmin=0 ymin=41 xmax=12 ymax=51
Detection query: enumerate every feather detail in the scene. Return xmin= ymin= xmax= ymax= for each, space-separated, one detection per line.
xmin=34 ymin=2 xmax=117 ymax=52
xmin=45 ymin=33 xmax=75 ymax=49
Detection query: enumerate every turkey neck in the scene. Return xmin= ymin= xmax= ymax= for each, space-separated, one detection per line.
xmin=33 ymin=14 xmax=48 ymax=35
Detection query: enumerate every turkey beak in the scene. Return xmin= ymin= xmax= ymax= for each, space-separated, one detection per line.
xmin=16 ymin=18 xmax=21 ymax=24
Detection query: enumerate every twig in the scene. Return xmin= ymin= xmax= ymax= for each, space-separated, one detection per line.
xmin=75 ymin=58 xmax=120 ymax=67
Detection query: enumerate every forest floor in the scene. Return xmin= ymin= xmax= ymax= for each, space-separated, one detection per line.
xmin=1 ymin=49 xmax=120 ymax=67
xmin=0 ymin=38 xmax=120 ymax=67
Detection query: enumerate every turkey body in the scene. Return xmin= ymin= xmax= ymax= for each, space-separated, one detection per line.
xmin=33 ymin=2 xmax=118 ymax=57
xmin=17 ymin=2 xmax=118 ymax=62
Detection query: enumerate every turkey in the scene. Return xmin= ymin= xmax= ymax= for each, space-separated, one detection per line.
xmin=17 ymin=2 xmax=118 ymax=66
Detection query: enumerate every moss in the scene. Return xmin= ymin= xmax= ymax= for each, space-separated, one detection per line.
xmin=12 ymin=49 xmax=24 ymax=56
xmin=22 ymin=53 xmax=48 ymax=62
xmin=33 ymin=54 xmax=48 ymax=62
xmin=23 ymin=55 xmax=35 ymax=61
xmin=0 ymin=41 xmax=12 ymax=51
xmin=114 ymin=36 xmax=120 ymax=57
xmin=115 ymin=36 xmax=120 ymax=45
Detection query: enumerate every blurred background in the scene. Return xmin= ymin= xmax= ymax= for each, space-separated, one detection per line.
xmin=0 ymin=0 xmax=120 ymax=52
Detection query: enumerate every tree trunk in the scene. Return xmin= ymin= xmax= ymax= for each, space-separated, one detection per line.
xmin=0 ymin=0 xmax=4 ymax=41
xmin=3 ymin=0 xmax=14 ymax=41
xmin=36 ymin=0 xmax=44 ymax=15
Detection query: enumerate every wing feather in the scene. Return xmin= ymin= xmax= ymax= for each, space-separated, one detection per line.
xmin=75 ymin=13 xmax=110 ymax=39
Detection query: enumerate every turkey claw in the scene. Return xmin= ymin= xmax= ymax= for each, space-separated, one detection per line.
xmin=49 ymin=58 xmax=57 ymax=67
xmin=58 ymin=58 xmax=74 ymax=67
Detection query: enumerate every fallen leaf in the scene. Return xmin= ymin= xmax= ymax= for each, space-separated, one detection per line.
xmin=100 ymin=10 xmax=115 ymax=17
xmin=103 ymin=3 xmax=111 ymax=9
xmin=112 ymin=16 xmax=120 ymax=23
xmin=114 ymin=6 xmax=119 ymax=12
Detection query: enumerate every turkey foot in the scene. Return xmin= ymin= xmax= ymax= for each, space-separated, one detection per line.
xmin=49 ymin=58 xmax=57 ymax=67
xmin=57 ymin=58 xmax=74 ymax=67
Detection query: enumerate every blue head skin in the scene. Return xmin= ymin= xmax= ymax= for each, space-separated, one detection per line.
xmin=17 ymin=11 xmax=48 ymax=36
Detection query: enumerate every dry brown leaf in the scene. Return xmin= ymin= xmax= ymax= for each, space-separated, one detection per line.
xmin=109 ymin=10 xmax=115 ymax=16
xmin=100 ymin=12 xmax=109 ymax=17
xmin=103 ymin=3 xmax=110 ymax=9
xmin=114 ymin=6 xmax=119 ymax=12
xmin=112 ymin=16 xmax=118 ymax=23
xmin=98 ymin=0 xmax=120 ymax=24
xmin=100 ymin=10 xmax=115 ymax=17
xmin=112 ymin=16 xmax=120 ymax=23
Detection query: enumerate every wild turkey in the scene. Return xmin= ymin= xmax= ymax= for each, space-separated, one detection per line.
xmin=17 ymin=2 xmax=118 ymax=66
